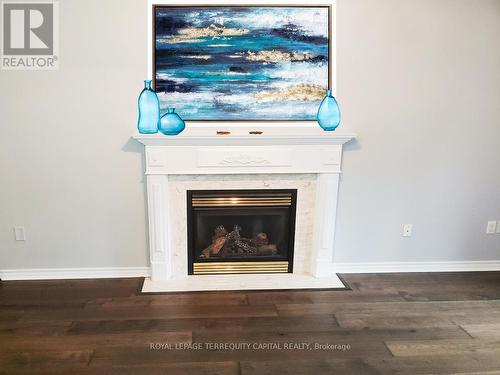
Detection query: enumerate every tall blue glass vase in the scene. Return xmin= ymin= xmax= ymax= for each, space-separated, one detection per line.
xmin=137 ymin=80 xmax=159 ymax=134
xmin=317 ymin=90 xmax=341 ymax=131
xmin=159 ymin=108 xmax=185 ymax=136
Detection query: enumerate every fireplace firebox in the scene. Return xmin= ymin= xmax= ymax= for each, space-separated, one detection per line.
xmin=187 ymin=189 xmax=297 ymax=275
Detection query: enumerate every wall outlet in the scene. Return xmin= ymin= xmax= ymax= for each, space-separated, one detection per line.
xmin=402 ymin=224 xmax=413 ymax=237
xmin=13 ymin=227 xmax=26 ymax=241
xmin=486 ymin=221 xmax=497 ymax=234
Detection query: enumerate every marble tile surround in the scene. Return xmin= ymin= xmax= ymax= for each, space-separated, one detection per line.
xmin=168 ymin=174 xmax=317 ymax=277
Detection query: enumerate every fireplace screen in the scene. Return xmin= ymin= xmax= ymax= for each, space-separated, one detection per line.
xmin=187 ymin=190 xmax=297 ymax=275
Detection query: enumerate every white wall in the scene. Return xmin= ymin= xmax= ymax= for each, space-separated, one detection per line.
xmin=335 ymin=0 xmax=500 ymax=265
xmin=0 ymin=0 xmax=149 ymax=268
xmin=1 ymin=0 xmax=499 ymax=271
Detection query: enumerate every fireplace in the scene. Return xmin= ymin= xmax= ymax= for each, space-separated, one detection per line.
xmin=187 ymin=189 xmax=297 ymax=275
xmin=134 ymin=129 xmax=355 ymax=290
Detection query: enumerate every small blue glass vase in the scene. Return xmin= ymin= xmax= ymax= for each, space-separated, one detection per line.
xmin=317 ymin=89 xmax=341 ymax=131
xmin=159 ymin=108 xmax=185 ymax=135
xmin=137 ymin=80 xmax=159 ymax=134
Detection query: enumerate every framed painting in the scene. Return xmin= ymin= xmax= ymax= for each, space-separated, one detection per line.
xmin=153 ymin=5 xmax=332 ymax=121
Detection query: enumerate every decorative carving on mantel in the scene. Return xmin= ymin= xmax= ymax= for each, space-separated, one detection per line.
xmin=218 ymin=153 xmax=271 ymax=166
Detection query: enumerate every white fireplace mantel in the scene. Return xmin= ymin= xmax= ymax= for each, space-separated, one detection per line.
xmin=134 ymin=126 xmax=356 ymax=292
xmin=134 ymin=128 xmax=355 ymax=146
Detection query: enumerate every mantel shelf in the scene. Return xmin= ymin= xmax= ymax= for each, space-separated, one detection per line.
xmin=133 ymin=126 xmax=356 ymax=146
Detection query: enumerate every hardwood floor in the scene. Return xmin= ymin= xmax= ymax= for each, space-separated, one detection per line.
xmin=1 ymin=272 xmax=500 ymax=374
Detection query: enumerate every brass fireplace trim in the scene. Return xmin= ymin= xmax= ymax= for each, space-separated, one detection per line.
xmin=193 ymin=261 xmax=289 ymax=275
xmin=192 ymin=194 xmax=292 ymax=207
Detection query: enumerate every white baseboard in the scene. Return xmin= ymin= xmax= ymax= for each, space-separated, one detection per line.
xmin=2 ymin=262 xmax=499 ymax=281
xmin=334 ymin=261 xmax=500 ymax=274
xmin=0 ymin=267 xmax=151 ymax=281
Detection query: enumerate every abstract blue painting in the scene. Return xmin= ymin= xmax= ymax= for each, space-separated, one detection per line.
xmin=154 ymin=6 xmax=330 ymax=121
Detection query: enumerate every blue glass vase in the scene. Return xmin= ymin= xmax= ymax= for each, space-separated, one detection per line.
xmin=137 ymin=80 xmax=159 ymax=134
xmin=159 ymin=108 xmax=185 ymax=135
xmin=317 ymin=89 xmax=341 ymax=131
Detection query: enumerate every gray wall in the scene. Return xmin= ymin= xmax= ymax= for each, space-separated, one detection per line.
xmin=335 ymin=0 xmax=500 ymax=263
xmin=0 ymin=0 xmax=148 ymax=268
xmin=1 ymin=0 xmax=499 ymax=270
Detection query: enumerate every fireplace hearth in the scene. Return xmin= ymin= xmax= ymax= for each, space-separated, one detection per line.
xmin=187 ymin=190 xmax=297 ymax=275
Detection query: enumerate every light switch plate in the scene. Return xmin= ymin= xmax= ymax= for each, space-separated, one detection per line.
xmin=486 ymin=221 xmax=497 ymax=234
xmin=14 ymin=227 xmax=26 ymax=241
xmin=496 ymin=221 xmax=500 ymax=234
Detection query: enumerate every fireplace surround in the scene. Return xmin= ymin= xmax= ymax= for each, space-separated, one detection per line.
xmin=134 ymin=126 xmax=355 ymax=292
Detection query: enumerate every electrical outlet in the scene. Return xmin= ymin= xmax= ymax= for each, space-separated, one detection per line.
xmin=402 ymin=224 xmax=413 ymax=237
xmin=486 ymin=221 xmax=497 ymax=234
xmin=13 ymin=227 xmax=26 ymax=241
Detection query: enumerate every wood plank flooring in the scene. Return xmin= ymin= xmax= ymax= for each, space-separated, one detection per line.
xmin=1 ymin=272 xmax=500 ymax=374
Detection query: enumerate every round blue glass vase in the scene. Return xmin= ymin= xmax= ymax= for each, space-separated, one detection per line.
xmin=137 ymin=80 xmax=159 ymax=134
xmin=159 ymin=108 xmax=185 ymax=135
xmin=317 ymin=89 xmax=341 ymax=131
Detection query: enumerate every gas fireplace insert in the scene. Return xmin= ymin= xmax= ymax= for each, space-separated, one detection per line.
xmin=187 ymin=189 xmax=297 ymax=275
